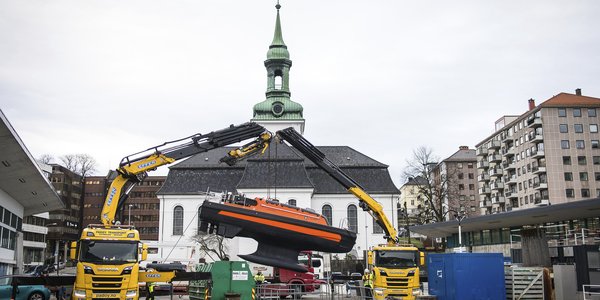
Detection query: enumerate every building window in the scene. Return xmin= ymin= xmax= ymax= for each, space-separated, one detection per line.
xmin=322 ymin=205 xmax=332 ymax=226
xmin=566 ymin=189 xmax=575 ymax=198
xmin=468 ymin=173 xmax=474 ymax=179
xmin=467 ymin=163 xmax=473 ymax=168
xmin=589 ymin=108 xmax=597 ymax=117
xmin=287 ymin=199 xmax=297 ymax=206
xmin=459 ymin=184 xmax=465 ymax=190
xmin=563 ymin=156 xmax=571 ymax=165
xmin=574 ymin=124 xmax=584 ymax=133
xmin=558 ymin=108 xmax=567 ymax=117
xmin=347 ymin=205 xmax=357 ymax=233
xmin=457 ymin=163 xmax=463 ymax=169
xmin=582 ymin=189 xmax=591 ymax=198
xmin=373 ymin=219 xmax=383 ymax=234
xmin=593 ymin=140 xmax=600 ymax=149
xmin=576 ymin=140 xmax=585 ymax=149
xmin=594 ymin=156 xmax=600 ymax=165
xmin=591 ymin=124 xmax=599 ymax=133
xmin=458 ymin=173 xmax=464 ymax=179
xmin=574 ymin=108 xmax=582 ymax=117
xmin=580 ymin=172 xmax=589 ymax=181
xmin=595 ymin=172 xmax=600 ymax=181
xmin=173 ymin=206 xmax=183 ymax=235
xmin=470 ymin=195 xmax=475 ymax=201
xmin=578 ymin=156 xmax=587 ymax=165
xmin=559 ymin=124 xmax=568 ymax=133
xmin=564 ymin=172 xmax=573 ymax=181
xmin=561 ymin=140 xmax=570 ymax=149
xmin=469 ymin=184 xmax=475 ymax=190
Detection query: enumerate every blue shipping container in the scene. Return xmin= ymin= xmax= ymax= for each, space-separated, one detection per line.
xmin=427 ymin=253 xmax=505 ymax=300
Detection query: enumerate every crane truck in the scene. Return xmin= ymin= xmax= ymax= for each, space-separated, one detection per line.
xmin=223 ymin=126 xmax=425 ymax=300
xmin=69 ymin=122 xmax=271 ymax=300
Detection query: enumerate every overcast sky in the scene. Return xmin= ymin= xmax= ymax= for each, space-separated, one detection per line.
xmin=2 ymin=0 xmax=600 ymax=187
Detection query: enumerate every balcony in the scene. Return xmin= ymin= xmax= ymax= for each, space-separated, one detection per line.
xmin=534 ymin=198 xmax=550 ymax=206
xmin=479 ymin=199 xmax=492 ymax=208
xmin=506 ymin=175 xmax=517 ymax=184
xmin=479 ymin=186 xmax=491 ymax=194
xmin=533 ymin=181 xmax=548 ymax=190
xmin=532 ymin=165 xmax=547 ymax=174
xmin=531 ymin=134 xmax=544 ymax=143
xmin=531 ymin=149 xmax=545 ymax=158
xmin=501 ymin=147 xmax=514 ymax=157
xmin=477 ymin=161 xmax=489 ymax=169
xmin=478 ymin=173 xmax=490 ymax=182
xmin=489 ymin=167 xmax=503 ymax=178
xmin=505 ymin=191 xmax=518 ymax=199
xmin=527 ymin=116 xmax=543 ymax=128
xmin=491 ymin=181 xmax=504 ymax=190
xmin=487 ymin=154 xmax=502 ymax=163
xmin=488 ymin=140 xmax=501 ymax=150
xmin=492 ymin=196 xmax=506 ymax=204
xmin=476 ymin=147 xmax=488 ymax=156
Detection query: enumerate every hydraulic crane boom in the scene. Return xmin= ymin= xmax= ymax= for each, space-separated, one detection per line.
xmin=100 ymin=122 xmax=271 ymax=226
xmin=275 ymin=127 xmax=399 ymax=245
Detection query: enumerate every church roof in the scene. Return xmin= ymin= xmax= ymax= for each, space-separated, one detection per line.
xmin=159 ymin=143 xmax=399 ymax=195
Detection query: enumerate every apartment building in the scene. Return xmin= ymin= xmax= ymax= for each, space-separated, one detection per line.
xmin=82 ymin=175 xmax=164 ymax=241
xmin=476 ymin=89 xmax=600 ymax=215
xmin=434 ymin=146 xmax=480 ymax=218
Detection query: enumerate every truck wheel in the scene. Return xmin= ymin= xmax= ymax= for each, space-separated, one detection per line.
xmin=28 ymin=292 xmax=45 ymax=300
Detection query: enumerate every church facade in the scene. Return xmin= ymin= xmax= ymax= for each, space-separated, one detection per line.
xmin=155 ymin=4 xmax=399 ymax=263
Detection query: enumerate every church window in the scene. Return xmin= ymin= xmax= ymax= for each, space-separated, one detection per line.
xmin=288 ymin=199 xmax=297 ymax=206
xmin=173 ymin=206 xmax=183 ymax=235
xmin=322 ymin=205 xmax=332 ymax=226
xmin=372 ymin=218 xmax=383 ymax=234
xmin=347 ymin=205 xmax=357 ymax=233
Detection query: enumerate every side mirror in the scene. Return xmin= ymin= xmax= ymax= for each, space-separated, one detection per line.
xmin=69 ymin=241 xmax=77 ymax=260
xmin=419 ymin=252 xmax=425 ymax=267
xmin=141 ymin=243 xmax=148 ymax=261
xmin=367 ymin=250 xmax=373 ymax=266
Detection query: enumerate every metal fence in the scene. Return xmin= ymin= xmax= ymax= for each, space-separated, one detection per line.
xmin=255 ymin=282 xmax=373 ymax=300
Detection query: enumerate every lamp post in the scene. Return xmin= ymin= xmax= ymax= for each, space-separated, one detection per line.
xmin=443 ymin=209 xmax=466 ymax=252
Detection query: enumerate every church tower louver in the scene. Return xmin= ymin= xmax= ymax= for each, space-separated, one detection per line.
xmin=252 ymin=3 xmax=305 ymax=134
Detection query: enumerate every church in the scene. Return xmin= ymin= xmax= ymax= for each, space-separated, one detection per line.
xmin=155 ymin=4 xmax=399 ymax=263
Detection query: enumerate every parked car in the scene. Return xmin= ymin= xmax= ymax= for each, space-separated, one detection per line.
xmin=0 ymin=276 xmax=51 ymax=300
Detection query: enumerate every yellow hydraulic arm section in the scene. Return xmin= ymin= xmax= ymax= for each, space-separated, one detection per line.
xmin=224 ymin=126 xmax=399 ymax=245
xmin=100 ymin=122 xmax=271 ymax=226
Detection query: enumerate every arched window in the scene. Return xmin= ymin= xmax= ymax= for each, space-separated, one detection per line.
xmin=347 ymin=204 xmax=357 ymax=232
xmin=322 ymin=205 xmax=332 ymax=226
xmin=173 ymin=206 xmax=183 ymax=235
xmin=274 ymin=69 xmax=283 ymax=90
xmin=288 ymin=199 xmax=297 ymax=207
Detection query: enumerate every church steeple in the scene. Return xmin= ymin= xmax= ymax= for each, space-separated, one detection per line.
xmin=252 ymin=2 xmax=305 ymax=134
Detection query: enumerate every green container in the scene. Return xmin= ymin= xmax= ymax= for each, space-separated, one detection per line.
xmin=190 ymin=261 xmax=256 ymax=300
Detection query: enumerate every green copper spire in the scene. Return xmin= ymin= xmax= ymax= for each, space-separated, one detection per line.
xmin=252 ymin=2 xmax=304 ymax=125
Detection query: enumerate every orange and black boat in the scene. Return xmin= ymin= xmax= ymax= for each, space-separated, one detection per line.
xmin=199 ymin=194 xmax=356 ymax=272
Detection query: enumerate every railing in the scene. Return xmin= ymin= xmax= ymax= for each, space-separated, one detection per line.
xmin=583 ymin=284 xmax=600 ymax=300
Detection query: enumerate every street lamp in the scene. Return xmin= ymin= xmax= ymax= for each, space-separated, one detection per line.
xmin=443 ymin=209 xmax=466 ymax=252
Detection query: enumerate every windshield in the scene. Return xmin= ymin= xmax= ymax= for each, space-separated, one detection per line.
xmin=80 ymin=240 xmax=138 ymax=264
xmin=374 ymin=250 xmax=418 ymax=268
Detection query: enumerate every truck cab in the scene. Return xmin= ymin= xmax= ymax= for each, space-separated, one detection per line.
xmin=368 ymin=245 xmax=423 ymax=300
xmin=70 ymin=225 xmax=147 ymax=300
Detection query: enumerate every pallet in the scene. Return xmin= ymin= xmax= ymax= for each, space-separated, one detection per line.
xmin=505 ymin=267 xmax=545 ymax=300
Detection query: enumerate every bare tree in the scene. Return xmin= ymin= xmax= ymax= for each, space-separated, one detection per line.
xmin=190 ymin=231 xmax=229 ymax=261
xmin=403 ymin=146 xmax=461 ymax=224
xmin=59 ymin=154 xmax=97 ymax=177
xmin=37 ymin=154 xmax=54 ymax=165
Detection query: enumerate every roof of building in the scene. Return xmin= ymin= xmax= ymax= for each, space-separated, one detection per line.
xmin=0 ymin=110 xmax=65 ymax=215
xmin=159 ymin=142 xmax=398 ymax=195
xmin=410 ymin=197 xmax=600 ymax=237
xmin=444 ymin=147 xmax=476 ymax=162
xmin=401 ymin=176 xmax=428 ymax=187
xmin=540 ymin=92 xmax=600 ymax=108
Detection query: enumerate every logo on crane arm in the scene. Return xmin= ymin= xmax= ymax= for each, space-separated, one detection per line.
xmin=138 ymin=160 xmax=157 ymax=169
xmin=107 ymin=187 xmax=117 ymax=207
